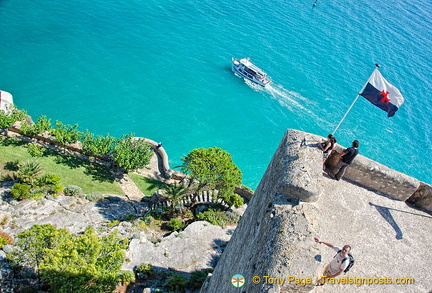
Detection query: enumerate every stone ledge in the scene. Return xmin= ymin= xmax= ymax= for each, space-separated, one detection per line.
xmin=342 ymin=151 xmax=420 ymax=201
xmin=406 ymin=182 xmax=432 ymax=212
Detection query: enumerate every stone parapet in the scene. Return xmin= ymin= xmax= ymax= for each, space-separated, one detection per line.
xmin=333 ymin=145 xmax=420 ymax=202
xmin=406 ymin=182 xmax=432 ymax=212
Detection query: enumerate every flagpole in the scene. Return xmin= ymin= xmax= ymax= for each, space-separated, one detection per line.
xmin=331 ymin=64 xmax=381 ymax=135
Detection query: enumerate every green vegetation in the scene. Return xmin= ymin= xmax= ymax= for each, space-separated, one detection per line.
xmin=0 ymin=231 xmax=13 ymax=248
xmin=20 ymin=115 xmax=52 ymax=137
xmin=196 ymin=204 xmax=240 ymax=227
xmin=85 ymin=192 xmax=104 ymax=202
xmin=1 ymin=107 xmax=247 ymax=292
xmin=50 ymin=120 xmax=82 ymax=146
xmin=119 ymin=270 xmax=136 ymax=286
xmin=0 ymin=107 xmax=27 ymax=129
xmin=7 ymin=161 xmax=63 ymax=200
xmin=188 ymin=268 xmax=213 ymax=290
xmin=10 ymin=183 xmax=32 ymax=200
xmin=113 ymin=133 xmax=153 ymax=172
xmin=26 ymin=143 xmax=46 ymax=157
xmin=168 ymin=218 xmax=183 ymax=231
xmin=165 ymin=273 xmax=188 ymax=292
xmin=0 ymin=137 xmax=123 ymax=195
xmin=179 ymin=147 xmax=243 ymax=208
xmin=81 ymin=130 xmax=116 ymax=157
xmin=63 ymin=185 xmax=83 ymax=196
xmin=10 ymin=224 xmax=128 ymax=293
xmin=135 ymin=263 xmax=154 ymax=279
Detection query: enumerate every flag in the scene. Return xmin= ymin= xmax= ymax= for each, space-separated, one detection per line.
xmin=359 ymin=69 xmax=404 ymax=117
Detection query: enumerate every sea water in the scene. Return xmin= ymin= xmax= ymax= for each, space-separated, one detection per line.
xmin=0 ymin=0 xmax=431 ymax=188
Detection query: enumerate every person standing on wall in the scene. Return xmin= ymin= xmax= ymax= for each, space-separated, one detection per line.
xmin=314 ymin=237 xmax=352 ymax=286
xmin=334 ymin=140 xmax=359 ymax=181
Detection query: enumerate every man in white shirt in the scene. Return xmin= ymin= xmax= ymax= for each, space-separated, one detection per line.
xmin=314 ymin=237 xmax=351 ymax=286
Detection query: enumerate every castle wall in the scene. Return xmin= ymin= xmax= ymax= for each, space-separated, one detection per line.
xmin=201 ymin=129 xmax=323 ymax=293
xmin=201 ymin=129 xmax=431 ymax=293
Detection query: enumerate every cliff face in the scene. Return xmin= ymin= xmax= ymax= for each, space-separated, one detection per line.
xmin=201 ymin=129 xmax=432 ymax=293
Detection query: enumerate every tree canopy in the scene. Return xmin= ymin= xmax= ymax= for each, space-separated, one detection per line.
xmin=179 ymin=147 xmax=243 ymax=208
xmin=10 ymin=224 xmax=127 ymax=293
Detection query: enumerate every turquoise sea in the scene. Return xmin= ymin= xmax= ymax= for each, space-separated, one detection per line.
xmin=1 ymin=0 xmax=431 ymax=188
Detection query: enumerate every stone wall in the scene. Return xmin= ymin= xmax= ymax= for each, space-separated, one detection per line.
xmin=201 ymin=129 xmax=323 ymax=293
xmin=406 ymin=182 xmax=432 ymax=212
xmin=334 ymin=145 xmax=420 ymax=201
xmin=332 ymin=144 xmax=431 ymax=212
xmin=201 ymin=129 xmax=431 ymax=293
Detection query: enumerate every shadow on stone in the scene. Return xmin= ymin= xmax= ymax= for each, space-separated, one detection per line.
xmin=369 ymin=202 xmax=403 ymax=240
xmin=95 ymin=196 xmax=149 ymax=222
xmin=128 ymin=265 xmax=211 ymax=293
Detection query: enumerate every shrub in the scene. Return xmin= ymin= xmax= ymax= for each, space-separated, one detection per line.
xmin=113 ymin=134 xmax=153 ymax=171
xmin=135 ymin=263 xmax=154 ymax=279
xmin=81 ymin=130 xmax=116 ymax=156
xmin=122 ymin=213 xmax=136 ymax=222
xmin=36 ymin=174 xmax=61 ymax=186
xmin=168 ymin=218 xmax=183 ymax=231
xmin=10 ymin=183 xmax=32 ymax=200
xmin=0 ymin=107 xmax=27 ymax=129
xmin=20 ymin=115 xmax=51 ymax=136
xmin=34 ymin=115 xmax=51 ymax=134
xmin=188 ymin=269 xmax=213 ymax=289
xmin=183 ymin=210 xmax=194 ymax=218
xmin=148 ymin=207 xmax=169 ymax=220
xmin=27 ymin=143 xmax=45 ymax=157
xmin=0 ymin=231 xmax=13 ymax=248
xmin=51 ymin=184 xmax=63 ymax=195
xmin=50 ymin=120 xmax=82 ymax=145
xmin=165 ymin=273 xmax=187 ymax=292
xmin=119 ymin=270 xmax=136 ymax=285
xmin=63 ymin=185 xmax=82 ymax=196
xmin=196 ymin=207 xmax=240 ymax=228
xmin=12 ymin=225 xmax=127 ymax=292
xmin=29 ymin=191 xmax=45 ymax=200
xmin=85 ymin=192 xmax=103 ymax=202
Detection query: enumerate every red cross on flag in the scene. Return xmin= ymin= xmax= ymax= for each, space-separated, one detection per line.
xmin=359 ymin=68 xmax=404 ymax=117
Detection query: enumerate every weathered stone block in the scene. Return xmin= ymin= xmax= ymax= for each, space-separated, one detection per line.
xmin=343 ymin=153 xmax=419 ymax=201
xmin=406 ymin=182 xmax=432 ymax=212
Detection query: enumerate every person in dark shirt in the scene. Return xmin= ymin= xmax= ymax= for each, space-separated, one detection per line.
xmin=334 ymin=140 xmax=359 ymax=181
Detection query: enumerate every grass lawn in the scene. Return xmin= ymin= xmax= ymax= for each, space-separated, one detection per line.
xmin=0 ymin=137 xmax=124 ymax=195
xmin=129 ymin=173 xmax=167 ymax=196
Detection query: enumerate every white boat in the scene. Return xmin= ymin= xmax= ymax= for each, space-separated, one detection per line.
xmin=231 ymin=57 xmax=271 ymax=87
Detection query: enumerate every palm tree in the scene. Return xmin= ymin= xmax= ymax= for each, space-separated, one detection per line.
xmin=17 ymin=162 xmax=43 ymax=185
xmin=164 ymin=183 xmax=189 ymax=215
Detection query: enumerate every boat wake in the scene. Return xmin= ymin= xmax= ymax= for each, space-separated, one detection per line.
xmin=245 ymin=80 xmax=315 ymax=114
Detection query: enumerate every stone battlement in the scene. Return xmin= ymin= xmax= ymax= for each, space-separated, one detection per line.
xmin=201 ymin=129 xmax=431 ymax=293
